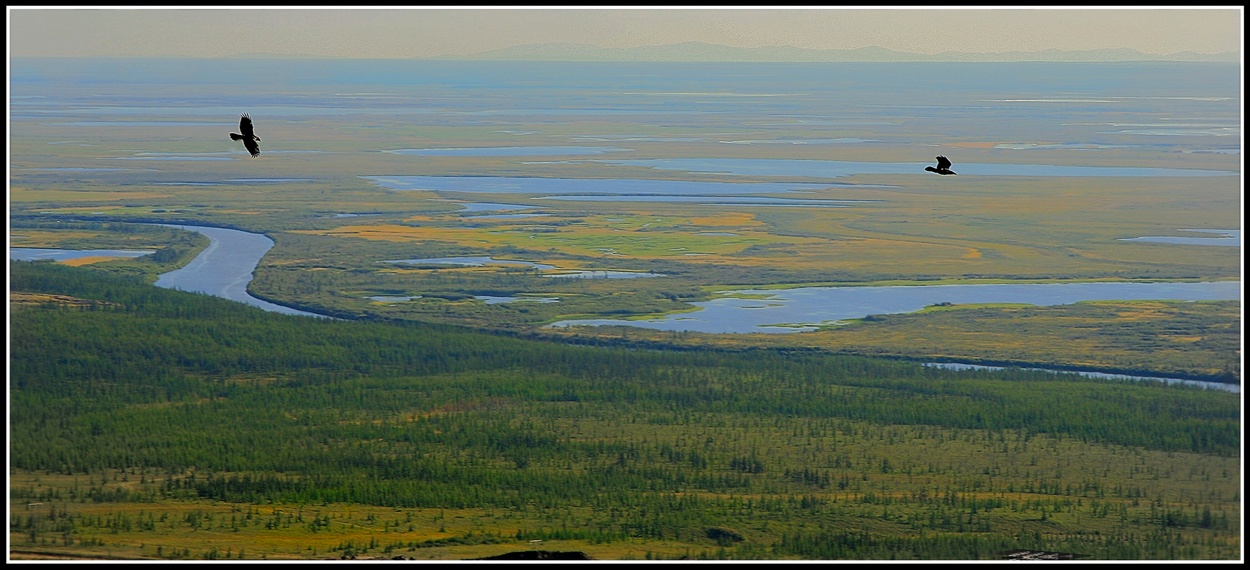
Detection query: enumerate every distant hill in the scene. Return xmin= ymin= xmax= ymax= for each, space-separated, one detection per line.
xmin=441 ymin=41 xmax=1238 ymax=63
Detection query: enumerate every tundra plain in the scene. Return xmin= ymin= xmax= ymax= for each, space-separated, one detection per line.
xmin=8 ymin=59 xmax=1242 ymax=560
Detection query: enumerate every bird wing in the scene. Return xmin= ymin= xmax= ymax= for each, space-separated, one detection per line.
xmin=243 ymin=137 xmax=260 ymax=157
xmin=240 ymin=114 xmax=255 ymax=138
xmin=936 ymin=155 xmax=952 ymax=170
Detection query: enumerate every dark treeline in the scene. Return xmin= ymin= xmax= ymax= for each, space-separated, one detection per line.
xmin=10 ymin=260 xmax=1239 ymax=474
xmin=772 ymin=528 xmax=1203 ymax=560
xmin=8 ymin=260 xmax=1242 ymax=559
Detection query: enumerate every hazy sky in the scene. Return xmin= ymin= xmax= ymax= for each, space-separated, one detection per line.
xmin=7 ymin=7 xmax=1243 ymax=59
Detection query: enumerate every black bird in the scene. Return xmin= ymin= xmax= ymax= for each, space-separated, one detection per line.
xmin=229 ymin=114 xmax=261 ymax=158
xmin=925 ymin=155 xmax=956 ymax=175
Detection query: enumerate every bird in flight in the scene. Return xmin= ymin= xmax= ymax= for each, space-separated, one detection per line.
xmin=229 ymin=114 xmax=261 ymax=158
xmin=925 ymin=155 xmax=956 ymax=175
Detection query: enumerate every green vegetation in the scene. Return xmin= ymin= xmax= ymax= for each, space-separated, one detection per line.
xmin=559 ymin=300 xmax=1241 ymax=383
xmin=11 ymin=218 xmax=1239 ymax=382
xmin=9 ymin=261 xmax=1241 ymax=560
xmin=8 ymin=60 xmax=1242 ymax=561
xmin=8 ymin=220 xmax=208 ymax=280
xmin=8 ymin=91 xmax=1241 ymax=378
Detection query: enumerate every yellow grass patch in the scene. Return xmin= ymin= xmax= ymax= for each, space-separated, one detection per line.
xmin=1113 ymin=304 xmax=1176 ymax=320
xmin=9 ymin=292 xmax=115 ymax=308
xmin=687 ymin=212 xmax=760 ymax=228
xmin=9 ymin=229 xmax=103 ymax=247
xmin=304 ymin=222 xmax=808 ymax=261
xmin=322 ymin=223 xmax=984 ymax=270
xmin=60 ymin=256 xmax=127 ymax=266
xmin=304 ymin=224 xmax=479 ymax=244
xmin=728 ymin=238 xmax=986 ymax=270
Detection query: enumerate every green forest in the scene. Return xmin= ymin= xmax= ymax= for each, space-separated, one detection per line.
xmin=9 ymin=260 xmax=1241 ymax=560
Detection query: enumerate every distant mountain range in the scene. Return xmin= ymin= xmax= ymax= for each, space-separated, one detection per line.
xmin=441 ymin=41 xmax=1238 ymax=63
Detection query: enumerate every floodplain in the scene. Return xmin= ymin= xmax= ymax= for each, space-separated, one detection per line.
xmin=8 ymin=58 xmax=1242 ymax=560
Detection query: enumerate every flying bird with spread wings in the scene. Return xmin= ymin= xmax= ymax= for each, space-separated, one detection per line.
xmin=925 ymin=155 xmax=956 ymax=175
xmin=229 ymin=114 xmax=261 ymax=158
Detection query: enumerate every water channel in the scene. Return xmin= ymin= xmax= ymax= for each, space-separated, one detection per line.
xmin=549 ymin=281 xmax=1241 ymax=334
xmin=151 ymin=225 xmax=327 ymax=318
xmin=12 ymin=224 xmax=1239 ymax=390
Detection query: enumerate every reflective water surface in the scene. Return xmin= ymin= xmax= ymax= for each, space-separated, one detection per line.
xmin=926 ymin=362 xmax=1238 ymax=393
xmin=10 ymin=248 xmax=154 ymax=261
xmin=551 ymin=281 xmax=1241 ymax=333
xmin=1120 ymin=229 xmax=1240 ymax=247
xmin=152 ymin=225 xmax=327 ymax=318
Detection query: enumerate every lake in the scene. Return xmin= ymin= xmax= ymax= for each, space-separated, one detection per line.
xmin=1120 ymin=229 xmax=1240 ymax=247
xmin=10 ymin=248 xmax=155 ymax=261
xmin=549 ymin=280 xmax=1242 ymax=333
xmin=13 ymin=224 xmax=1237 ymax=390
xmin=9 ymin=59 xmax=1241 ymax=390
xmin=14 ymin=227 xmax=1238 ymax=330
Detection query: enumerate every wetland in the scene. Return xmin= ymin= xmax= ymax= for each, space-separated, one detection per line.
xmin=10 ymin=57 xmax=1239 ymax=376
xmin=10 ymin=58 xmax=1240 ymax=376
xmin=8 ymin=57 xmax=1242 ymax=560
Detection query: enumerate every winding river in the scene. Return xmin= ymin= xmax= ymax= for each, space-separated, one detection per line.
xmin=12 ymin=224 xmax=1239 ymax=390
xmin=151 ymin=225 xmax=327 ymax=318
